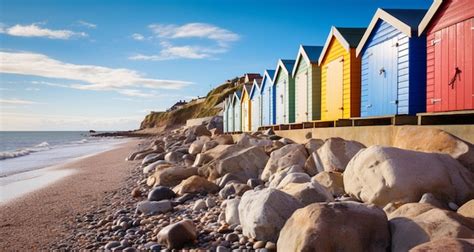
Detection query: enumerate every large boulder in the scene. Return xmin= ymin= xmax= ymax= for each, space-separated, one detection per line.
xmin=164 ymin=151 xmax=184 ymax=163
xmin=393 ymin=126 xmax=474 ymax=172
xmin=312 ymin=171 xmax=345 ymax=197
xmin=199 ymin=146 xmax=269 ymax=181
xmin=157 ymin=219 xmax=197 ymax=249
xmin=278 ymin=202 xmax=390 ymax=252
xmin=202 ymin=140 xmax=218 ymax=152
xmin=141 ymin=153 xmax=161 ymax=166
xmin=238 ymin=188 xmax=303 ymax=242
xmin=225 ymin=198 xmax=241 ymax=226
xmin=261 ymin=144 xmax=308 ymax=181
xmin=143 ymin=160 xmax=170 ymax=174
xmin=188 ymin=140 xmax=206 ymax=155
xmin=214 ymin=135 xmax=234 ymax=145
xmin=275 ymin=172 xmax=311 ymax=189
xmin=280 ymin=182 xmax=334 ymax=206
xmin=150 ymin=167 xmax=198 ymax=187
xmin=148 ymin=186 xmax=176 ymax=201
xmin=312 ymin=137 xmax=365 ymax=173
xmin=390 ymin=208 xmax=474 ymax=251
xmin=458 ymin=200 xmax=474 ymax=219
xmin=344 ymin=146 xmax=474 ymax=210
xmin=219 ymin=183 xmax=251 ymax=199
xmin=172 ymin=175 xmax=219 ymax=195
xmin=268 ymin=165 xmax=305 ymax=188
xmin=410 ymin=238 xmax=474 ymax=252
xmin=188 ymin=124 xmax=212 ymax=137
xmin=387 ymin=203 xmax=436 ymax=220
xmin=236 ymin=133 xmax=273 ymax=148
xmin=305 ymin=138 xmax=324 ymax=155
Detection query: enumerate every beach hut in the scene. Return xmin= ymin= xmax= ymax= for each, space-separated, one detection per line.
xmin=223 ymin=97 xmax=229 ymax=132
xmin=232 ymin=90 xmax=242 ymax=132
xmin=250 ymin=78 xmax=263 ymax=131
xmin=356 ymin=9 xmax=427 ymax=117
xmin=260 ymin=69 xmax=276 ymax=126
xmin=292 ymin=45 xmax=324 ymax=122
xmin=418 ymin=0 xmax=474 ymax=112
xmin=274 ymin=59 xmax=296 ymax=124
xmin=241 ymin=84 xmax=253 ymax=132
xmin=319 ymin=27 xmax=366 ymax=120
xmin=227 ymin=94 xmax=235 ymax=132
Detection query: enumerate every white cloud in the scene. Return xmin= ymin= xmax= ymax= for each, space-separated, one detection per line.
xmin=25 ymin=87 xmax=40 ymax=91
xmin=149 ymin=23 xmax=239 ymax=45
xmin=0 ymin=98 xmax=41 ymax=105
xmin=0 ymin=51 xmax=192 ymax=96
xmin=132 ymin=33 xmax=145 ymax=41
xmin=0 ymin=23 xmax=87 ymax=39
xmin=77 ymin=20 xmax=97 ymax=29
xmin=129 ymin=41 xmax=228 ymax=61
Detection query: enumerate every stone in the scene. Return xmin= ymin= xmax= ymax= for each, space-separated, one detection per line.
xmin=225 ymin=233 xmax=239 ymax=242
xmin=253 ymin=241 xmax=266 ymax=249
xmin=225 ymin=198 xmax=241 ymax=226
xmin=410 ymin=238 xmax=474 ymax=252
xmin=450 ymin=202 xmax=460 ymax=211
xmin=387 ymin=203 xmax=436 ymax=220
xmin=209 ymin=127 xmax=223 ymax=136
xmin=104 ymin=241 xmax=121 ymax=250
xmin=393 ymin=126 xmax=474 ymax=172
xmin=157 ymin=219 xmax=197 ymax=249
xmin=164 ymin=151 xmax=183 ymax=163
xmin=172 ymin=175 xmax=219 ymax=195
xmin=418 ymin=192 xmax=448 ymax=209
xmin=217 ymin=173 xmax=244 ymax=188
xmin=390 ymin=208 xmax=474 ymax=251
xmin=136 ymin=200 xmax=172 ymax=215
xmin=305 ymin=139 xmax=324 ymax=154
xmin=207 ymin=116 xmax=223 ymax=131
xmin=206 ymin=197 xmax=216 ymax=208
xmin=312 ymin=171 xmax=345 ymax=197
xmin=238 ymin=188 xmax=303 ymax=242
xmin=312 ymin=137 xmax=365 ymax=173
xmin=261 ymin=144 xmax=308 ymax=181
xmin=193 ymin=199 xmax=207 ymax=211
xmin=267 ymin=165 xmax=305 ymax=188
xmin=216 ymin=246 xmax=230 ymax=252
xmin=237 ymin=133 xmax=273 ymax=148
xmin=150 ymin=167 xmax=198 ymax=187
xmin=131 ymin=188 xmax=142 ymax=198
xmin=143 ymin=160 xmax=170 ymax=174
xmin=219 ymin=183 xmax=251 ymax=199
xmin=264 ymin=140 xmax=285 ymax=154
xmin=142 ymin=153 xmax=160 ymax=166
xmin=280 ymin=182 xmax=334 ymax=206
xmin=247 ymin=178 xmax=263 ymax=188
xmin=279 ymin=137 xmax=294 ymax=145
xmin=214 ymin=135 xmax=234 ymax=145
xmin=147 ymin=186 xmax=176 ymax=201
xmin=264 ymin=128 xmax=275 ymax=135
xmin=279 ymin=202 xmax=390 ymax=252
xmin=190 ymin=125 xmax=212 ymax=137
xmin=131 ymin=149 xmax=157 ymax=161
xmin=304 ymin=131 xmax=312 ymax=139
xmin=275 ymin=172 xmax=311 ymax=189
xmin=265 ymin=242 xmax=276 ymax=251
xmin=199 ymin=145 xmax=269 ymax=182
xmin=303 ymin=154 xmax=318 ymax=176
xmin=182 ymin=154 xmax=195 ymax=167
xmin=189 ymin=140 xmax=206 ymax=155
xmin=202 ymin=140 xmax=218 ymax=152
xmin=344 ymin=145 xmax=474 ymax=210
xmin=458 ymin=200 xmax=474 ymax=219
xmin=193 ymin=153 xmax=212 ymax=167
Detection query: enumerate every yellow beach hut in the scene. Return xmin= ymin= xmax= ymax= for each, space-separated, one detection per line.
xmin=318 ymin=27 xmax=365 ymax=120
xmin=241 ymin=84 xmax=253 ymax=132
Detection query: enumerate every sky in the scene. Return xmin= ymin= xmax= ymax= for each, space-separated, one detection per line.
xmin=0 ymin=0 xmax=431 ymax=131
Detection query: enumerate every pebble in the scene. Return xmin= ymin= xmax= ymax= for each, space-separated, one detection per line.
xmin=104 ymin=241 xmax=121 ymax=250
xmin=193 ymin=199 xmax=207 ymax=211
xmin=225 ymin=233 xmax=239 ymax=242
xmin=216 ymin=246 xmax=231 ymax=252
xmin=253 ymin=241 xmax=266 ymax=249
xmin=265 ymin=241 xmax=276 ymax=251
xmin=448 ymin=202 xmax=459 ymax=211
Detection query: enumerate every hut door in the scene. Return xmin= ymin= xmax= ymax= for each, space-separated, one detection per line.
xmin=432 ymin=18 xmax=474 ymax=112
xmin=326 ymin=57 xmax=344 ymax=119
xmin=276 ymin=81 xmax=285 ymax=124
xmin=381 ymin=38 xmax=398 ymax=115
xmin=296 ymin=72 xmax=308 ymax=122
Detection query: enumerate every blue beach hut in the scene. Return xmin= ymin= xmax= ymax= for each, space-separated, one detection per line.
xmin=260 ymin=69 xmax=276 ymax=126
xmin=356 ymin=8 xmax=427 ymax=117
xmin=250 ymin=78 xmax=262 ymax=131
xmin=232 ymin=90 xmax=242 ymax=132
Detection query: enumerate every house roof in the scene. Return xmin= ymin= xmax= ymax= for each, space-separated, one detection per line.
xmin=232 ymin=90 xmax=242 ymax=104
xmin=418 ymin=0 xmax=444 ymax=35
xmin=318 ymin=26 xmax=366 ymax=64
xmin=259 ymin=69 xmax=275 ymax=95
xmin=243 ymin=83 xmax=253 ymax=95
xmin=249 ymin=78 xmax=262 ymax=99
xmin=274 ymin=59 xmax=296 ymax=81
xmin=292 ymin=45 xmax=323 ymax=77
xmin=356 ymin=8 xmax=427 ymax=56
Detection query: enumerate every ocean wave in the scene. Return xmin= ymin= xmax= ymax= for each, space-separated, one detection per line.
xmin=0 ymin=142 xmax=51 ymax=161
xmin=71 ymin=138 xmax=88 ymax=144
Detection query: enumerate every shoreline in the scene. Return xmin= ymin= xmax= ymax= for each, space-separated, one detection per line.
xmin=0 ymin=138 xmax=143 ymax=250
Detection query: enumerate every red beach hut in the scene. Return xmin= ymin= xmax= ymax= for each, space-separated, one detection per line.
xmin=418 ymin=0 xmax=474 ymax=112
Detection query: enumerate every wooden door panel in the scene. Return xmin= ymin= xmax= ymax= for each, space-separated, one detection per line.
xmin=326 ymin=57 xmax=344 ymax=119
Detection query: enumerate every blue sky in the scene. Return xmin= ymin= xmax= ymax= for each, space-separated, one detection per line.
xmin=0 ymin=0 xmax=431 ymax=131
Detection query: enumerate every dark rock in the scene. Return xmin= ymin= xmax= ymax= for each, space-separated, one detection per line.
xmin=147 ymin=186 xmax=176 ymax=201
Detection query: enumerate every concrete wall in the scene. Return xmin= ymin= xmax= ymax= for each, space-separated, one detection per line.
xmin=272 ymin=125 xmax=474 ymax=146
xmin=186 ymin=116 xmax=214 ymax=127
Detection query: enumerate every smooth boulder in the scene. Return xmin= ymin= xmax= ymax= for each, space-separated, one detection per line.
xmin=312 ymin=171 xmax=345 ymax=197
xmin=136 ymin=200 xmax=172 ymax=215
xmin=458 ymin=200 xmax=474 ymax=219
xmin=410 ymin=238 xmax=474 ymax=252
xmin=238 ymin=188 xmax=303 ymax=242
xmin=148 ymin=186 xmax=176 ymax=201
xmin=150 ymin=167 xmax=198 ymax=187
xmin=157 ymin=219 xmax=197 ymax=249
xmin=261 ymin=144 xmax=308 ymax=181
xmin=280 ymin=182 xmax=334 ymax=206
xmin=173 ymin=175 xmax=219 ymax=195
xmin=225 ymin=198 xmax=241 ymax=226
xmin=312 ymin=137 xmax=365 ymax=173
xmin=278 ymin=202 xmax=390 ymax=252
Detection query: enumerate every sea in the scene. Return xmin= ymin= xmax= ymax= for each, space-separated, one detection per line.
xmin=0 ymin=131 xmax=128 ymax=177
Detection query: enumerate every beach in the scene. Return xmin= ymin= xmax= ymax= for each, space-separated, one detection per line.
xmin=0 ymin=139 xmax=142 ymax=250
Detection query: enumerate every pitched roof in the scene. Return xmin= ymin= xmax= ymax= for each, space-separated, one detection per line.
xmin=243 ymin=83 xmax=253 ymax=94
xmin=292 ymin=45 xmax=323 ymax=76
xmin=265 ymin=69 xmax=276 ymax=82
xmin=356 ymin=8 xmax=427 ymax=56
xmin=259 ymin=69 xmax=275 ymax=95
xmin=418 ymin=0 xmax=445 ymax=35
xmin=274 ymin=59 xmax=296 ymax=81
xmin=232 ymin=90 xmax=242 ymax=104
xmin=318 ymin=26 xmax=366 ymax=64
xmin=249 ymin=78 xmax=262 ymax=99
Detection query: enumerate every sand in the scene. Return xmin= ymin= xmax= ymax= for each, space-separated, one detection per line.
xmin=0 ymin=139 xmax=142 ymax=250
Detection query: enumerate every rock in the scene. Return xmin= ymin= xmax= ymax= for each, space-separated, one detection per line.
xmin=199 ymin=145 xmax=269 ymax=182
xmin=344 ymin=145 xmax=474 ymax=210
xmin=216 ymin=246 xmax=230 ymax=252
xmin=157 ymin=219 xmax=197 ymax=249
xmin=104 ymin=241 xmax=121 ymax=250
xmin=261 ymin=144 xmax=308 ymax=181
xmin=173 ymin=175 xmax=219 ymax=195
xmin=131 ymin=188 xmax=142 ymax=198
xmin=393 ymin=126 xmax=474 ymax=172
xmin=265 ymin=242 xmax=276 ymax=251
xmin=410 ymin=238 xmax=474 ymax=252
xmin=238 ymin=188 xmax=303 ymax=242
xmin=305 ymin=138 xmax=324 ymax=154
xmin=304 ymin=154 xmax=318 ymax=176
xmin=264 ymin=140 xmax=285 ymax=154
xmin=225 ymin=233 xmax=239 ymax=242
xmin=225 ymin=198 xmax=241 ymax=226
xmin=219 ymin=183 xmax=251 ymax=199
xmin=217 ymin=173 xmax=244 ymax=188
xmin=253 ymin=241 xmax=266 ymax=249
xmin=304 ymin=131 xmax=312 ymax=139
xmin=214 ymin=135 xmax=234 ymax=145
xmin=312 ymin=171 xmax=345 ymax=197
xmin=275 ymin=172 xmax=311 ymax=189
xmin=280 ymin=182 xmax=334 ymax=206
xmin=136 ymin=200 xmax=172 ymax=215
xmin=247 ymin=178 xmax=263 ymax=188
xmin=390 ymin=208 xmax=474 ymax=251
xmin=164 ymin=151 xmax=184 ymax=163
xmin=202 ymin=140 xmax=218 ymax=152
xmin=143 ymin=160 xmax=170 ymax=174
xmin=142 ymin=153 xmax=160 ymax=166
xmin=458 ymin=200 xmax=474 ymax=219
xmin=237 ymin=133 xmax=273 ymax=148
xmin=209 ymin=127 xmax=223 ymax=137
xmin=189 ymin=140 xmax=206 ymax=155
xmin=182 ymin=154 xmax=195 ymax=167
xmin=193 ymin=153 xmax=212 ymax=167
xmin=190 ymin=125 xmax=212 ymax=137
xmin=147 ymin=186 xmax=176 ymax=201
xmin=193 ymin=199 xmax=207 ymax=211
xmin=263 ymin=128 xmax=274 ymax=135
xmin=313 ymin=137 xmax=365 ymax=173
xmin=279 ymin=137 xmax=294 ymax=145
xmin=268 ymin=165 xmax=305 ymax=188
xmin=419 ymin=192 xmax=448 ymax=209
xmin=207 ymin=116 xmax=223 ymax=131
xmin=387 ymin=202 xmax=436 ymax=220
xmin=150 ymin=166 xmax=198 ymax=187
xmin=278 ymin=201 xmax=390 ymax=252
